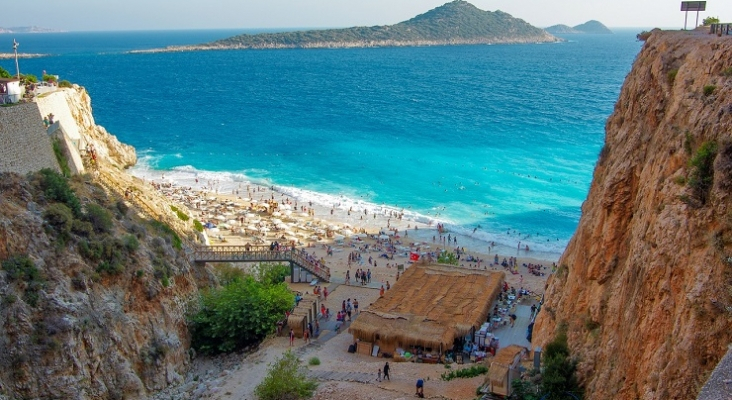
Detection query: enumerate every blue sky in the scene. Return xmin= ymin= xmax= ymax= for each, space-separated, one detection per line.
xmin=1 ymin=0 xmax=729 ymax=31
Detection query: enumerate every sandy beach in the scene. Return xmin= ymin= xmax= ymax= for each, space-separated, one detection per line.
xmin=133 ymin=175 xmax=555 ymax=399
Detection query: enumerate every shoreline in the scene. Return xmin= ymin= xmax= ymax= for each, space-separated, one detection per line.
xmin=130 ymin=165 xmax=564 ymax=263
xmin=133 ymin=169 xmax=558 ymax=295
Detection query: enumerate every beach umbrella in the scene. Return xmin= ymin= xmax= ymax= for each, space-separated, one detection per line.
xmin=378 ymin=234 xmax=390 ymax=240
xmin=241 ymin=197 xmax=251 ymax=202
xmin=204 ymin=222 xmax=215 ymax=229
xmin=309 ymin=235 xmax=319 ymax=241
xmin=328 ymin=224 xmax=339 ymax=231
xmin=260 ymin=203 xmax=270 ymax=208
xmin=207 ymin=196 xmax=217 ymax=201
xmin=227 ymin=220 xmax=238 ymax=226
xmin=272 ymin=211 xmax=282 ymax=217
xmin=283 ymin=210 xmax=292 ymax=216
xmin=209 ymin=228 xmax=220 ymax=233
xmin=247 ymin=224 xmax=258 ymax=230
xmin=219 ymin=223 xmax=230 ymax=230
xmin=300 ymin=212 xmax=309 ymax=218
xmin=333 ymin=234 xmax=345 ymax=241
xmin=281 ymin=204 xmax=292 ymax=210
xmin=342 ymin=223 xmax=352 ymax=228
xmin=342 ymin=229 xmax=354 ymax=237
xmin=215 ymin=215 xmax=226 ymax=221
xmin=272 ymin=218 xmax=283 ymax=224
xmin=246 ymin=213 xmax=257 ymax=219
xmin=260 ymin=227 xmax=270 ymax=232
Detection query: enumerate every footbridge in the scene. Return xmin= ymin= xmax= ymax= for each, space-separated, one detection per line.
xmin=192 ymin=245 xmax=331 ymax=283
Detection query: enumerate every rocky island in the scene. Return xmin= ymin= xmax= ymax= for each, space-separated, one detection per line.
xmin=546 ymin=20 xmax=613 ymax=34
xmin=130 ymin=0 xmax=559 ymax=54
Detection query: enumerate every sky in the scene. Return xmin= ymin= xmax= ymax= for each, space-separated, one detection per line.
xmin=2 ymin=0 xmax=730 ymax=32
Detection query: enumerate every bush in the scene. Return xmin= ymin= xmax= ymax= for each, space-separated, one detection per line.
xmin=97 ymin=260 xmax=124 ymax=275
xmin=52 ymin=139 xmax=71 ymax=177
xmin=2 ymin=255 xmax=41 ymax=282
xmin=58 ymin=80 xmax=72 ymax=88
xmin=123 ymin=234 xmax=140 ymax=252
xmin=116 ymin=200 xmax=129 ymax=216
xmin=703 ymin=85 xmax=716 ymax=96
xmin=150 ymin=220 xmax=182 ymax=250
xmin=170 ymin=205 xmax=190 ymax=221
xmin=437 ymin=250 xmax=458 ymax=265
xmin=0 ymin=66 xmax=11 ymax=78
xmin=308 ymin=357 xmax=321 ymax=366
xmin=23 ymin=74 xmax=38 ymax=83
xmin=190 ymin=276 xmax=294 ymax=354
xmin=440 ymin=364 xmax=488 ymax=381
xmin=255 ymin=351 xmax=318 ymax=400
xmin=37 ymin=168 xmax=81 ymax=216
xmin=254 ymin=263 xmax=290 ymax=286
xmin=84 ymin=203 xmax=114 ymax=233
xmin=688 ymin=141 xmax=718 ymax=205
xmin=541 ymin=326 xmax=581 ymax=400
xmin=722 ymin=67 xmax=732 ymax=77
xmin=44 ymin=203 xmax=74 ymax=234
xmin=42 ymin=74 xmax=57 ymax=83
xmin=193 ymin=219 xmax=204 ymax=232
xmin=667 ymin=69 xmax=678 ymax=85
xmin=214 ymin=263 xmax=246 ymax=286
xmin=71 ymin=219 xmax=93 ymax=236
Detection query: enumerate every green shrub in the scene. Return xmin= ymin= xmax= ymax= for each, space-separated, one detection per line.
xmin=52 ymin=139 xmax=71 ymax=177
xmin=214 ymin=263 xmax=246 ymax=285
xmin=190 ymin=276 xmax=294 ymax=354
xmin=161 ymin=276 xmax=170 ymax=287
xmin=255 ymin=351 xmax=318 ymax=400
xmin=42 ymin=74 xmax=57 ymax=83
xmin=703 ymin=85 xmax=716 ymax=96
xmin=541 ymin=325 xmax=582 ymax=400
xmin=71 ymin=219 xmax=93 ymax=236
xmin=667 ymin=69 xmax=678 ymax=85
xmin=123 ymin=234 xmax=140 ymax=252
xmin=23 ymin=74 xmax=38 ymax=83
xmin=97 ymin=260 xmax=124 ymax=275
xmin=308 ymin=357 xmax=321 ymax=366
xmin=2 ymin=255 xmax=41 ymax=282
xmin=116 ymin=200 xmax=129 ymax=216
xmin=673 ymin=176 xmax=687 ymax=185
xmin=0 ymin=67 xmax=10 ymax=79
xmin=688 ymin=141 xmax=718 ymax=205
xmin=84 ymin=203 xmax=114 ymax=233
xmin=193 ymin=219 xmax=204 ymax=232
xmin=723 ymin=67 xmax=732 ymax=77
xmin=58 ymin=80 xmax=72 ymax=88
xmin=150 ymin=220 xmax=182 ymax=250
xmin=44 ymin=203 xmax=73 ymax=234
xmin=255 ymin=263 xmax=290 ymax=286
xmin=37 ymin=168 xmax=81 ymax=216
xmin=440 ymin=364 xmax=488 ymax=381
xmin=437 ymin=250 xmax=458 ymax=265
xmin=170 ymin=205 xmax=190 ymax=222
xmin=136 ymin=269 xmax=144 ymax=278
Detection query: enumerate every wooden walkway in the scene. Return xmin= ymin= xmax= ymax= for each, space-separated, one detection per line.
xmin=192 ymin=245 xmax=331 ymax=282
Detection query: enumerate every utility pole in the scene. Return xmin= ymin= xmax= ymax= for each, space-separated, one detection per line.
xmin=13 ymin=39 xmax=20 ymax=79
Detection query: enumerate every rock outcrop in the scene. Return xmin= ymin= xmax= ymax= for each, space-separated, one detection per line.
xmin=0 ymin=88 xmax=213 ymax=399
xmin=533 ymin=30 xmax=732 ymax=399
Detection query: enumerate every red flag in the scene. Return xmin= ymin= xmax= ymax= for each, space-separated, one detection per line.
xmin=410 ymin=253 xmax=420 ymax=261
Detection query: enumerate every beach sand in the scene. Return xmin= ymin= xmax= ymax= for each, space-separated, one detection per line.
xmin=136 ymin=176 xmax=555 ymax=399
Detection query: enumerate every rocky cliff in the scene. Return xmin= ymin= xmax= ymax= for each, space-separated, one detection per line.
xmin=0 ymin=89 xmax=212 ymax=399
xmin=533 ymin=31 xmax=732 ymax=399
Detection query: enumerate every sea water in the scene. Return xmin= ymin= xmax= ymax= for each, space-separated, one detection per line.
xmin=8 ymin=29 xmax=643 ymax=260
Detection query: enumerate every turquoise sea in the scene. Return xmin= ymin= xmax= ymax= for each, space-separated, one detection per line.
xmin=6 ymin=29 xmax=643 ymax=260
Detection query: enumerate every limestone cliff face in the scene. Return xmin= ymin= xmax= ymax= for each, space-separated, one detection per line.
xmin=533 ymin=31 xmax=732 ymax=399
xmin=36 ymin=87 xmax=137 ymax=169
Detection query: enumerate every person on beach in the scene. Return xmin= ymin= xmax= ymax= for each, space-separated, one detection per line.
xmin=383 ymin=362 xmax=390 ymax=381
xmin=354 ymin=298 xmax=359 ymax=314
xmin=289 ymin=329 xmax=295 ymax=347
xmin=380 ymin=285 xmax=385 ymax=297
xmin=416 ymin=378 xmax=424 ymax=397
xmin=386 ymin=281 xmax=390 ymax=290
xmin=377 ymin=368 xmax=382 ymax=382
xmin=323 ymin=286 xmax=328 ymax=300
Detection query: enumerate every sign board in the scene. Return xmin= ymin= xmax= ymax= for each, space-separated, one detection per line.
xmin=681 ymin=1 xmax=706 ymax=11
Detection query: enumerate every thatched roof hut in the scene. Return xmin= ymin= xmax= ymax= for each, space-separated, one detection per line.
xmin=487 ymin=344 xmax=527 ymax=396
xmin=349 ymin=263 xmax=504 ymax=351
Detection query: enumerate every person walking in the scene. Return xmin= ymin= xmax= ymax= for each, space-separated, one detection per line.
xmin=289 ymin=328 xmax=295 ymax=347
xmin=416 ymin=378 xmax=424 ymax=397
xmin=377 ymin=368 xmax=382 ymax=382
xmin=383 ymin=362 xmax=390 ymax=381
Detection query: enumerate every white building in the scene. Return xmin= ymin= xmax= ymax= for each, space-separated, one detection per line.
xmin=0 ymin=78 xmax=23 ymax=103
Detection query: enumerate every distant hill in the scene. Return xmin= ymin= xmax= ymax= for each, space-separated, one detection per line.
xmin=546 ymin=20 xmax=613 ymax=34
xmin=131 ymin=1 xmax=558 ymax=53
xmin=0 ymin=26 xmax=65 ymax=34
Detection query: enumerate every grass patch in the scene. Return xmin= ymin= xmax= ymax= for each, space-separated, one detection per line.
xmin=308 ymin=357 xmax=321 ymax=366
xmin=150 ymin=220 xmax=182 ymax=250
xmin=441 ymin=364 xmax=488 ymax=381
xmin=688 ymin=141 xmax=718 ymax=206
xmin=170 ymin=205 xmax=190 ymax=222
xmin=667 ymin=69 xmax=678 ymax=85
xmin=52 ymin=138 xmax=71 ymax=177
xmin=722 ymin=67 xmax=732 ymax=77
xmin=193 ymin=219 xmax=204 ymax=232
xmin=703 ymin=85 xmax=717 ymax=96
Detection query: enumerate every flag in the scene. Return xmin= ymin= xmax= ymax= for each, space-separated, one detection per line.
xmin=410 ymin=253 xmax=419 ymax=261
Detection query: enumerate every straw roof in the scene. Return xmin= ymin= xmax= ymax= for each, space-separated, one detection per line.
xmin=488 ymin=345 xmax=526 ymax=385
xmin=349 ymin=263 xmax=505 ymax=349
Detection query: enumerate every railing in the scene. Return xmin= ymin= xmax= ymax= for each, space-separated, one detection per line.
xmin=192 ymin=245 xmax=331 ymax=282
xmin=709 ymin=23 xmax=732 ymax=35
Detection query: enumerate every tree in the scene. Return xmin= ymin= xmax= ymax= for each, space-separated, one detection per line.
xmin=190 ymin=276 xmax=294 ymax=354
xmin=437 ymin=250 xmax=458 ymax=265
xmin=22 ymin=74 xmax=38 ymax=83
xmin=0 ymin=66 xmax=11 ymax=79
xmin=255 ymin=351 xmax=317 ymax=400
xmin=703 ymin=16 xmax=720 ymax=26
xmin=540 ymin=327 xmax=582 ymax=400
xmin=255 ymin=262 xmax=290 ymax=285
